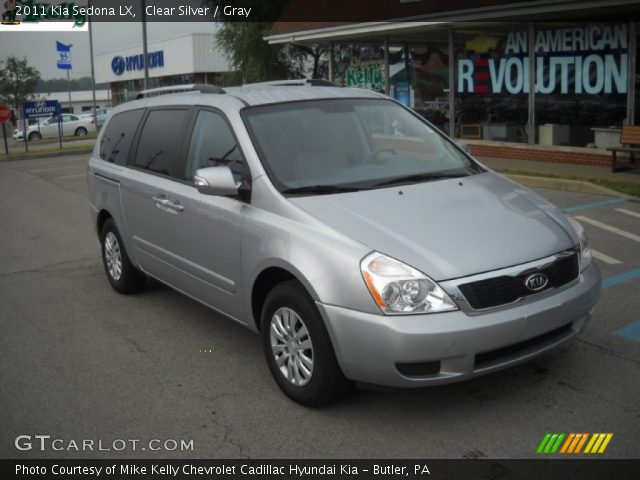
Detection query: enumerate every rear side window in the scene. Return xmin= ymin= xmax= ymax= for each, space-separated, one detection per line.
xmin=134 ymin=109 xmax=188 ymax=176
xmin=99 ymin=109 xmax=144 ymax=165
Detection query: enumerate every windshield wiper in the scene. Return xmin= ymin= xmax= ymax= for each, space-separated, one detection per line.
xmin=372 ymin=172 xmax=468 ymax=188
xmin=281 ymin=184 xmax=362 ymax=195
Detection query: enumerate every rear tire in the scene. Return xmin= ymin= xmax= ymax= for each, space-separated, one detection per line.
xmin=75 ymin=127 xmax=87 ymax=136
xmin=261 ymin=280 xmax=352 ymax=406
xmin=100 ymin=218 xmax=146 ymax=294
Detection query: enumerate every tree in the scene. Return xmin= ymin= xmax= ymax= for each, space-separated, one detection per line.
xmin=211 ymin=0 xmax=329 ymax=83
xmin=216 ymin=22 xmax=304 ymax=83
xmin=0 ymin=56 xmax=41 ymax=110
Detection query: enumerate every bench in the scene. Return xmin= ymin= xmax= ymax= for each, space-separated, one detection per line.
xmin=608 ymin=125 xmax=640 ymax=172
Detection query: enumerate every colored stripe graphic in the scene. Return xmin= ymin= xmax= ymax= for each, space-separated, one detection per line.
xmin=537 ymin=433 xmax=565 ymax=453
xmin=562 ymin=433 xmax=589 ymax=454
xmin=584 ymin=433 xmax=613 ymax=454
xmin=538 ymin=433 xmax=613 ymax=454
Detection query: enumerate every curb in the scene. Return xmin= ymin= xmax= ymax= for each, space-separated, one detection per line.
xmin=503 ymin=173 xmax=638 ymax=200
xmin=0 ymin=147 xmax=93 ymax=162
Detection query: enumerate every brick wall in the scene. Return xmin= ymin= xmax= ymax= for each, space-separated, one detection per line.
xmin=468 ymin=143 xmax=611 ymax=166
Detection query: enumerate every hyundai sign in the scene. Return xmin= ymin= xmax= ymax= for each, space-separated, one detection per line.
xmin=111 ymin=51 xmax=165 ymax=76
xmin=23 ymin=100 xmax=61 ymax=118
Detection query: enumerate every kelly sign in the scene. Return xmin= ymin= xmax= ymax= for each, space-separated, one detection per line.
xmin=457 ymin=24 xmax=628 ymax=95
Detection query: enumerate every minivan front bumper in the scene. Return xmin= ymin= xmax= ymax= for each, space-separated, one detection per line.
xmin=317 ymin=263 xmax=600 ymax=388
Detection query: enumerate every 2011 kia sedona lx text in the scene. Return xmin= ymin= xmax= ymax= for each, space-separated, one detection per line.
xmin=88 ymin=82 xmax=601 ymax=406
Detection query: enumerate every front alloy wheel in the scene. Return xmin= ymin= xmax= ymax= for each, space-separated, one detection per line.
xmin=269 ymin=307 xmax=314 ymax=386
xmin=261 ymin=280 xmax=352 ymax=406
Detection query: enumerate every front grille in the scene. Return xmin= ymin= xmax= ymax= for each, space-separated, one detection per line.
xmin=458 ymin=253 xmax=579 ymax=310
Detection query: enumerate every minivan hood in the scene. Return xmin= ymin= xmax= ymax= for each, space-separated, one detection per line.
xmin=288 ymin=172 xmax=576 ymax=280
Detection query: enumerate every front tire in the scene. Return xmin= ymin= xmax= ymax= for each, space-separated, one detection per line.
xmin=100 ymin=218 xmax=146 ymax=294
xmin=261 ymin=280 xmax=352 ymax=406
xmin=28 ymin=131 xmax=41 ymax=141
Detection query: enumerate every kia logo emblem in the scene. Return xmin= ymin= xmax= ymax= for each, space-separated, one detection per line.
xmin=112 ymin=56 xmax=125 ymax=76
xmin=524 ymin=273 xmax=549 ymax=291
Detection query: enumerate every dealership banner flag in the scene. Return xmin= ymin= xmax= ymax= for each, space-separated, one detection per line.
xmin=56 ymin=41 xmax=72 ymax=70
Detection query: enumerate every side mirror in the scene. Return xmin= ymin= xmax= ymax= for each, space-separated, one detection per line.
xmin=194 ymin=166 xmax=242 ymax=196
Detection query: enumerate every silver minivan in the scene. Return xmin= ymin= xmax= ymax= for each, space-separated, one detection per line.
xmin=88 ymin=82 xmax=601 ymax=406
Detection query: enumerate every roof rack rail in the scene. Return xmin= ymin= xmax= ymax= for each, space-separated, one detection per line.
xmin=134 ymin=83 xmax=225 ymax=100
xmin=241 ymin=79 xmax=337 ymax=88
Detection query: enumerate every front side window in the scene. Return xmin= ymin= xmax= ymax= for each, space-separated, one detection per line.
xmin=134 ymin=109 xmax=188 ymax=176
xmin=244 ymin=98 xmax=483 ymax=194
xmin=99 ymin=109 xmax=144 ymax=165
xmin=185 ymin=110 xmax=246 ymax=182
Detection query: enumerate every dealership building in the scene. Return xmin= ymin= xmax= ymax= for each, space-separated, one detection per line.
xmin=266 ymin=0 xmax=640 ymax=165
xmin=94 ymin=33 xmax=231 ymax=105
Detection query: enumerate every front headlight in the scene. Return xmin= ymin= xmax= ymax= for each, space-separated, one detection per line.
xmin=360 ymin=252 xmax=457 ymax=314
xmin=566 ymin=216 xmax=592 ymax=272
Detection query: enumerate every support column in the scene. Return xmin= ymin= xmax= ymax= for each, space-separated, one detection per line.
xmin=626 ymin=22 xmax=636 ymax=125
xmin=528 ymin=22 xmax=536 ymax=144
xmin=384 ymin=36 xmax=390 ymax=96
xmin=448 ymin=29 xmax=455 ymax=138
xmin=328 ymin=42 xmax=335 ymax=82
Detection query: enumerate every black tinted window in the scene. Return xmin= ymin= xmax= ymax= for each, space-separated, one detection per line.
xmin=185 ymin=110 xmax=245 ymax=181
xmin=99 ymin=109 xmax=144 ymax=165
xmin=134 ymin=109 xmax=188 ymax=176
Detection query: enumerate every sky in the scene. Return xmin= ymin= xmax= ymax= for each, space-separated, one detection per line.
xmin=0 ymin=22 xmax=219 ymax=79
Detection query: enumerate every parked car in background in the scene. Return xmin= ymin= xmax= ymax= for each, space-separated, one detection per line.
xmin=79 ymin=108 xmax=113 ymax=128
xmin=13 ymin=114 xmax=96 ymax=141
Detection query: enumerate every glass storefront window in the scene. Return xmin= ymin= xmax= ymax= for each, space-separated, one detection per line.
xmin=409 ymin=30 xmax=450 ymax=131
xmin=453 ymin=24 xmax=529 ymax=143
xmin=534 ymin=22 xmax=628 ymax=147
xmin=334 ymin=44 xmax=387 ymax=93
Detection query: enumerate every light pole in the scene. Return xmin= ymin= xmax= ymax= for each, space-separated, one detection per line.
xmin=88 ymin=3 xmax=98 ymax=124
xmin=141 ymin=0 xmax=149 ymax=91
xmin=66 ymin=43 xmax=73 ymax=114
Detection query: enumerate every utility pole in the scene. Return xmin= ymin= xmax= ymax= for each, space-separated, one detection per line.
xmin=141 ymin=0 xmax=149 ymax=91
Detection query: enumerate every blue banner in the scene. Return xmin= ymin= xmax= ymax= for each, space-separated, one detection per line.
xmin=56 ymin=41 xmax=72 ymax=70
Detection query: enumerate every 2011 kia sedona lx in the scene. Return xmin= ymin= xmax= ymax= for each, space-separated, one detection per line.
xmin=88 ymin=82 xmax=601 ymax=406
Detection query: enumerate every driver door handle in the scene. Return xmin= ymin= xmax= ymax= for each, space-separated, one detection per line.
xmin=152 ymin=195 xmax=184 ymax=213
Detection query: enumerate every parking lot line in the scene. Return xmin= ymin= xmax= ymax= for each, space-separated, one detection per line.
xmin=574 ymin=216 xmax=640 ymax=243
xmin=615 ymin=208 xmax=640 ymax=219
xmin=590 ymin=249 xmax=622 ymax=265
xmin=613 ymin=321 xmax=640 ymax=342
xmin=30 ymin=164 xmax=87 ymax=173
xmin=53 ymin=173 xmax=86 ymax=180
xmin=602 ymin=268 xmax=640 ymax=289
xmin=562 ymin=198 xmax=627 ymax=213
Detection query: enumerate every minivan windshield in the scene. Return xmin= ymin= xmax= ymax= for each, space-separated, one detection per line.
xmin=243 ymin=98 xmax=483 ymax=195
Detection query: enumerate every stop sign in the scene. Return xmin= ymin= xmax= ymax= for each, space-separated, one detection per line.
xmin=0 ymin=105 xmax=10 ymax=123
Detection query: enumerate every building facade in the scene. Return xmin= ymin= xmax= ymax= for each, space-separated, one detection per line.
xmin=266 ymin=0 xmax=640 ymax=165
xmin=31 ymin=90 xmax=111 ymax=115
xmin=94 ymin=33 xmax=230 ymax=105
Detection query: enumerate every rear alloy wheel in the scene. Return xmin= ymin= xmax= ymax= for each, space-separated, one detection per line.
xmin=261 ymin=280 xmax=352 ymax=406
xmin=75 ymin=127 xmax=87 ymax=136
xmin=28 ymin=131 xmax=41 ymax=141
xmin=100 ymin=218 xmax=146 ymax=294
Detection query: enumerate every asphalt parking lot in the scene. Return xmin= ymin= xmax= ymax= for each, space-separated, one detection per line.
xmin=1 ymin=154 xmax=639 ymax=459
